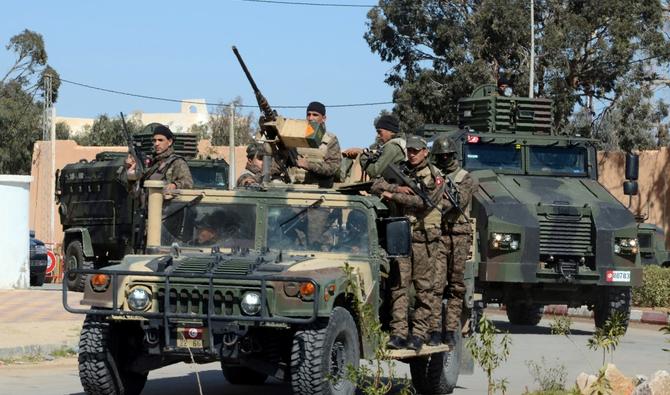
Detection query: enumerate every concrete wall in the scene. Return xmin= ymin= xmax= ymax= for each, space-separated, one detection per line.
xmin=0 ymin=175 xmax=31 ymax=289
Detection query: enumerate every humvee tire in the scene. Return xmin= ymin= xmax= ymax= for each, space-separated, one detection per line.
xmin=409 ymin=322 xmax=462 ymax=394
xmin=78 ymin=315 xmax=147 ymax=395
xmin=594 ymin=287 xmax=631 ymax=332
xmin=506 ymin=303 xmax=543 ymax=326
xmin=290 ymin=307 xmax=360 ymax=395
xmin=221 ymin=364 xmax=268 ymax=385
xmin=30 ymin=272 xmax=46 ymax=287
xmin=65 ymin=240 xmax=93 ymax=292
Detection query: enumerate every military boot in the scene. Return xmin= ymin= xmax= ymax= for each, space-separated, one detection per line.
xmin=406 ymin=335 xmax=424 ymax=351
xmin=387 ymin=335 xmax=407 ymax=350
xmin=428 ymin=331 xmax=442 ymax=347
xmin=443 ymin=331 xmax=456 ymax=348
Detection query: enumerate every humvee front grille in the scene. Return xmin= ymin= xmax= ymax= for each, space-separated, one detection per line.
xmin=539 ymin=215 xmax=593 ymax=256
xmin=157 ymin=287 xmax=241 ymax=316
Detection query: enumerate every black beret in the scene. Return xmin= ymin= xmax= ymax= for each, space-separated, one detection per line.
xmin=152 ymin=124 xmax=174 ymax=141
xmin=374 ymin=115 xmax=400 ymax=134
xmin=306 ymin=101 xmax=326 ymax=116
xmin=497 ymin=76 xmax=511 ymax=86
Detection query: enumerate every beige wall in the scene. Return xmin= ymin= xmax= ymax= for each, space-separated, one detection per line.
xmin=29 ymin=143 xmax=670 ymax=253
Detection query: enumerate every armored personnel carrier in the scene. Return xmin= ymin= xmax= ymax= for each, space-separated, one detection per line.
xmin=637 ymin=223 xmax=670 ymax=267
xmin=62 ymin=178 xmax=473 ymax=395
xmin=420 ymin=84 xmax=643 ymax=330
xmin=56 ymin=132 xmax=228 ymax=292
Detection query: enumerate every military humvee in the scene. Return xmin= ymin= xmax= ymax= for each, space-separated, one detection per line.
xmin=420 ymin=84 xmax=643 ymax=330
xmin=637 ymin=223 xmax=670 ymax=267
xmin=56 ymin=132 xmax=229 ymax=292
xmin=63 ymin=179 xmax=472 ymax=395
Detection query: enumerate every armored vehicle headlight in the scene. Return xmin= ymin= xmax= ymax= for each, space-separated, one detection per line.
xmin=614 ymin=238 xmax=639 ymax=255
xmin=490 ymin=233 xmax=520 ymax=251
xmin=241 ymin=291 xmax=262 ymax=315
xmin=127 ymin=287 xmax=152 ymax=311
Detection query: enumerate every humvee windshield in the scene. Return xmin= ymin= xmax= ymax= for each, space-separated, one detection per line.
xmin=190 ymin=167 xmax=228 ymax=188
xmin=528 ymin=146 xmax=587 ymax=176
xmin=267 ymin=206 xmax=369 ymax=254
xmin=161 ymin=202 xmax=256 ymax=248
xmin=463 ymin=143 xmax=522 ymax=171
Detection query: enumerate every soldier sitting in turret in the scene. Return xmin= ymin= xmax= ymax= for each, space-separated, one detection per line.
xmin=237 ymin=142 xmax=264 ymax=187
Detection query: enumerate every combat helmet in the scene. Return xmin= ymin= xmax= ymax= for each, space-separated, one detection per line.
xmin=430 ymin=136 xmax=457 ymax=156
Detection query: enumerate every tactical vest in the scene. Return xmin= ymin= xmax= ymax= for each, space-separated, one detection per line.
xmin=146 ymin=154 xmax=184 ymax=181
xmin=444 ymin=167 xmax=471 ymax=226
xmin=289 ymin=132 xmax=335 ymax=185
xmin=386 ymin=137 xmax=408 ymax=161
xmin=405 ymin=164 xmax=443 ymax=230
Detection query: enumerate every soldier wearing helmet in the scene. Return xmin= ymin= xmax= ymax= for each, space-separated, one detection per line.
xmin=430 ymin=135 xmax=476 ymax=347
xmin=236 ymin=142 xmax=265 ymax=187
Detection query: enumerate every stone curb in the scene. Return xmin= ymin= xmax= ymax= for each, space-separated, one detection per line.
xmin=0 ymin=342 xmax=78 ymax=360
xmin=488 ymin=304 xmax=670 ymax=325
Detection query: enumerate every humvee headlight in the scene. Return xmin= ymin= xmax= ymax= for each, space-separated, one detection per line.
xmin=490 ymin=233 xmax=520 ymax=252
xmin=127 ymin=287 xmax=152 ymax=311
xmin=241 ymin=291 xmax=262 ymax=315
xmin=614 ymin=238 xmax=639 ymax=255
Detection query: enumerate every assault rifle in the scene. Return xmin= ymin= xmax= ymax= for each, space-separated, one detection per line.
xmin=443 ymin=176 xmax=467 ymax=219
xmin=232 ymin=46 xmax=298 ymax=169
xmin=120 ymin=112 xmax=146 ymax=176
xmin=381 ymin=163 xmax=439 ymax=210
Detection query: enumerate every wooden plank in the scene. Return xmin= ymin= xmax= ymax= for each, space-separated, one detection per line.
xmin=386 ymin=344 xmax=451 ymax=360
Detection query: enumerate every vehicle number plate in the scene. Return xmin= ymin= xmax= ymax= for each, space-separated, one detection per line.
xmin=605 ymin=270 xmax=631 ymax=283
xmin=177 ymin=327 xmax=204 ymax=349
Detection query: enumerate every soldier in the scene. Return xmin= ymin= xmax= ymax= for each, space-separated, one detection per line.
xmin=135 ymin=124 xmax=193 ymax=191
xmin=371 ymin=136 xmax=446 ymax=351
xmin=237 ymin=142 xmax=264 ymax=187
xmin=497 ymin=76 xmax=513 ymax=97
xmin=342 ymin=115 xmax=406 ymax=178
xmin=292 ymin=101 xmax=342 ymax=188
xmin=431 ymin=135 xmax=476 ymax=347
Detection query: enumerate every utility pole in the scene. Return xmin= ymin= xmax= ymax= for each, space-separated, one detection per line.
xmin=529 ymin=0 xmax=535 ymax=98
xmin=228 ymin=103 xmax=236 ymax=190
xmin=43 ymin=73 xmax=56 ymax=248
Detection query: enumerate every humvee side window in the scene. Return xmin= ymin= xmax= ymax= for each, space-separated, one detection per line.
xmin=267 ymin=206 xmax=369 ymax=254
xmin=190 ymin=167 xmax=228 ymax=188
xmin=528 ymin=146 xmax=587 ymax=176
xmin=463 ymin=143 xmax=522 ymax=172
xmin=161 ymin=202 xmax=256 ymax=248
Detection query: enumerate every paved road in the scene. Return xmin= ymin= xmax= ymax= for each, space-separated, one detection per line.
xmin=0 ymin=312 xmax=667 ymax=395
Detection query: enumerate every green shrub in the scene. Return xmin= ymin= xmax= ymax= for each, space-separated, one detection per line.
xmin=632 ymin=266 xmax=670 ymax=308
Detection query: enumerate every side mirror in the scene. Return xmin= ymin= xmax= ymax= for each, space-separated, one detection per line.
xmin=625 ymin=153 xmax=639 ymax=181
xmin=623 ymin=181 xmax=638 ymax=196
xmin=379 ymin=217 xmax=411 ymax=258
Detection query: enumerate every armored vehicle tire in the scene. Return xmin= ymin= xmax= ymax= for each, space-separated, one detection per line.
xmin=505 ymin=303 xmax=543 ymax=326
xmin=409 ymin=322 xmax=463 ymax=394
xmin=290 ymin=307 xmax=360 ymax=395
xmin=65 ymin=240 xmax=93 ymax=292
xmin=594 ymin=286 xmax=631 ymax=332
xmin=221 ymin=364 xmax=268 ymax=385
xmin=78 ymin=314 xmax=147 ymax=395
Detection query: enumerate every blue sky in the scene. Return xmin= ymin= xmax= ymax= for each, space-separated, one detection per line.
xmin=0 ymin=0 xmax=393 ymax=149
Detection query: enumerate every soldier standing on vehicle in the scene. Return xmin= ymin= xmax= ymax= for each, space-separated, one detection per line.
xmin=126 ymin=124 xmax=193 ymax=191
xmin=431 ymin=135 xmax=475 ymax=347
xmin=342 ymin=114 xmax=406 ymax=178
xmin=237 ymin=142 xmax=264 ymax=187
xmin=291 ymin=101 xmax=342 ymax=188
xmin=371 ymin=136 xmax=446 ymax=351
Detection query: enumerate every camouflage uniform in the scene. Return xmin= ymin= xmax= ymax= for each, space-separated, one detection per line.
xmin=290 ymin=132 xmax=342 ymax=188
xmin=143 ymin=147 xmax=193 ymax=189
xmin=360 ymin=136 xmax=407 ymax=178
xmin=371 ymin=159 xmax=445 ymax=341
xmin=236 ymin=163 xmax=262 ymax=187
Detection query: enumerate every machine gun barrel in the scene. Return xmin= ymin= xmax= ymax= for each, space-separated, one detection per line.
xmin=232 ymin=46 xmax=276 ymax=123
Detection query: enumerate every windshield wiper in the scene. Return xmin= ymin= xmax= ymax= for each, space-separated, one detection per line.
xmin=279 ymin=196 xmax=325 ymax=234
xmin=162 ymin=194 xmax=205 ymax=221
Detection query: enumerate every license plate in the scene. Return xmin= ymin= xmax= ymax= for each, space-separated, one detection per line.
xmin=176 ymin=327 xmax=205 ymax=349
xmin=605 ymin=270 xmax=631 ymax=283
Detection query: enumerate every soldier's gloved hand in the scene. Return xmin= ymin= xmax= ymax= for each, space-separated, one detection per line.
xmin=296 ymin=156 xmax=309 ymax=169
xmin=342 ymin=148 xmax=363 ymax=158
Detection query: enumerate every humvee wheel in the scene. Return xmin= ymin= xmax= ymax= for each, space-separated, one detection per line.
xmin=78 ymin=315 xmax=147 ymax=395
xmin=594 ymin=286 xmax=631 ymax=333
xmin=409 ymin=322 xmax=463 ymax=394
xmin=221 ymin=364 xmax=268 ymax=385
xmin=65 ymin=240 xmax=93 ymax=292
xmin=290 ymin=307 xmax=360 ymax=395
xmin=505 ymin=303 xmax=543 ymax=326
